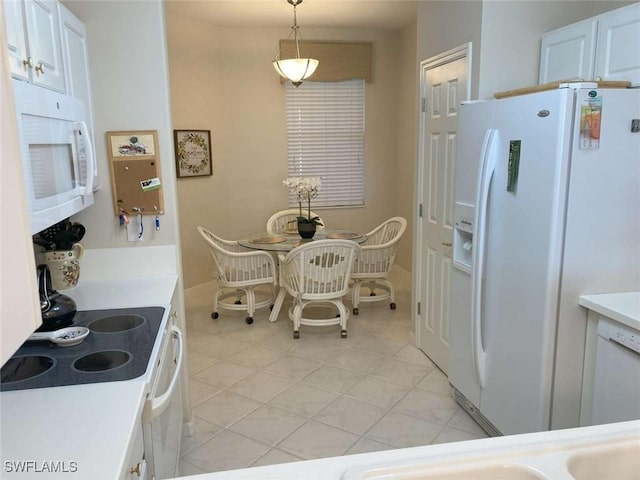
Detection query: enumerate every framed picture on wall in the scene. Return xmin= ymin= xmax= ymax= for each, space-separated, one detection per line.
xmin=173 ymin=130 xmax=213 ymax=178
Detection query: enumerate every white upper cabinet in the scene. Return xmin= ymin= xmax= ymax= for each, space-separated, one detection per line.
xmin=539 ymin=19 xmax=597 ymax=84
xmin=5 ymin=0 xmax=66 ymax=92
xmin=540 ymin=3 xmax=640 ymax=86
xmin=59 ymin=4 xmax=94 ymax=132
xmin=593 ymin=4 xmax=640 ymax=84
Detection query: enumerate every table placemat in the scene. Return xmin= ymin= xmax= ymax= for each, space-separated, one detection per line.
xmin=327 ymin=232 xmax=361 ymax=240
xmin=249 ymin=235 xmax=286 ymax=244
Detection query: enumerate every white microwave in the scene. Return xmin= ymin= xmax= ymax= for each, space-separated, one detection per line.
xmin=13 ymin=81 xmax=96 ymax=235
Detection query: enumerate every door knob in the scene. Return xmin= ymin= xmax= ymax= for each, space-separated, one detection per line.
xmin=441 ymin=242 xmax=452 ymax=247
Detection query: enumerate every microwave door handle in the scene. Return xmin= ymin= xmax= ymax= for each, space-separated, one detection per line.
xmin=76 ymin=121 xmax=95 ymax=195
xmin=147 ymin=325 xmax=184 ymax=420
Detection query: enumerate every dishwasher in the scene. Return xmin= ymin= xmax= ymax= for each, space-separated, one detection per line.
xmin=587 ymin=315 xmax=640 ymax=425
xmin=141 ymin=313 xmax=184 ymax=479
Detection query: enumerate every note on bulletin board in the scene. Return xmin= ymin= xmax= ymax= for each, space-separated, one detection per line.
xmin=106 ymin=130 xmax=164 ymax=216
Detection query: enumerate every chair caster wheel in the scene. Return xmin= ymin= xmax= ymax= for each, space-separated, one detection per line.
xmin=390 ymin=303 xmax=397 ymax=310
xmin=234 ymin=300 xmax=242 ymax=305
xmin=245 ymin=317 xmax=254 ymax=325
xmin=341 ymin=330 xmax=348 ymax=338
xmin=353 ymin=308 xmax=359 ymax=315
xmin=293 ymin=331 xmax=300 ymax=339
xmin=211 ymin=312 xmax=219 ymax=319
xmin=269 ymin=304 xmax=274 ymax=311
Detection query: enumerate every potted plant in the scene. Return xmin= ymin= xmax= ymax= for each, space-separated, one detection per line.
xmin=283 ymin=177 xmax=323 ymax=238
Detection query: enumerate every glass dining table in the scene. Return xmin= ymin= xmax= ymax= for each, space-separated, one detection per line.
xmin=238 ymin=229 xmax=368 ymax=322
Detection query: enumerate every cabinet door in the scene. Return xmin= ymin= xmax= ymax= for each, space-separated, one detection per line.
xmin=539 ymin=19 xmax=597 ymax=84
xmin=594 ymin=3 xmax=640 ymax=86
xmin=1 ymin=13 xmax=42 ymax=364
xmin=4 ymin=0 xmax=29 ymax=81
xmin=23 ymin=0 xmax=66 ymax=92
xmin=59 ymin=5 xmax=100 ymax=191
xmin=59 ymin=5 xmax=93 ymax=121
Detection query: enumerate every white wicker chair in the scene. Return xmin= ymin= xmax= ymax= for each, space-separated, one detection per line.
xmin=351 ymin=217 xmax=407 ymax=315
xmin=197 ymin=226 xmax=277 ymax=325
xmin=266 ymin=209 xmax=325 ymax=235
xmin=278 ymin=239 xmax=360 ymax=338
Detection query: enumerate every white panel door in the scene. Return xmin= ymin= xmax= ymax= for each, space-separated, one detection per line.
xmin=417 ymin=51 xmax=468 ymax=374
xmin=594 ymin=3 xmax=640 ymax=85
xmin=539 ymin=18 xmax=597 ymax=84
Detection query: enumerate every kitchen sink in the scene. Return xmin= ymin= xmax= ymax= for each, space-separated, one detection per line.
xmin=353 ymin=463 xmax=550 ymax=480
xmin=343 ymin=422 xmax=640 ymax=480
xmin=566 ymin=438 xmax=640 ymax=480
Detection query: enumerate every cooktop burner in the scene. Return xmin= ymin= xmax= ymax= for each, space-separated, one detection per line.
xmin=0 ymin=307 xmax=164 ymax=391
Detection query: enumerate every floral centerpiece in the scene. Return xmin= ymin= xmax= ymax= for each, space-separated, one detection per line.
xmin=283 ymin=177 xmax=323 ymax=237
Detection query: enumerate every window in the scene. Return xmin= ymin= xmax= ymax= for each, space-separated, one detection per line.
xmin=285 ymin=79 xmax=365 ymax=207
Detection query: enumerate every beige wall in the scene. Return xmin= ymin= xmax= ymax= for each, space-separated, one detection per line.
xmin=395 ymin=21 xmax=418 ymax=271
xmin=166 ymin=13 xmax=417 ymax=288
xmin=478 ymin=1 xmax=634 ymax=99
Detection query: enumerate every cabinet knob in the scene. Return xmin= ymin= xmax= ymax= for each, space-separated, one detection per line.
xmin=22 ymin=57 xmax=33 ymax=69
xmin=129 ymin=463 xmax=142 ymax=477
xmin=35 ymin=63 xmax=45 ymax=75
xmin=441 ymin=242 xmax=452 ymax=247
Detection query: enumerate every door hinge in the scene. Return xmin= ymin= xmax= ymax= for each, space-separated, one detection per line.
xmin=418 ymin=203 xmax=423 ymax=218
xmin=417 ymin=302 xmax=421 ymax=315
xmin=421 ymin=97 xmax=426 ymax=112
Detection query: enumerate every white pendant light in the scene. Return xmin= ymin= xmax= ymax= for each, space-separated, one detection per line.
xmin=273 ymin=0 xmax=318 ymax=87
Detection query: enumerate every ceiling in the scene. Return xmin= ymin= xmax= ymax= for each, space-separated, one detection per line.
xmin=164 ymin=0 xmax=418 ymax=30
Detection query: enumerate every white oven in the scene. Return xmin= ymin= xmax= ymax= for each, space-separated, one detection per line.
xmin=141 ymin=316 xmax=184 ymax=479
xmin=13 ymin=80 xmax=96 ymax=234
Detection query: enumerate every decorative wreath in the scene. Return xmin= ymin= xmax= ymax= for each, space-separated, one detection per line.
xmin=177 ymin=133 xmax=210 ymax=174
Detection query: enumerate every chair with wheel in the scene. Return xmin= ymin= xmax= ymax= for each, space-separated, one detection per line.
xmin=266 ymin=208 xmax=325 ymax=235
xmin=351 ymin=217 xmax=407 ymax=315
xmin=278 ymin=239 xmax=360 ymax=338
xmin=197 ymin=226 xmax=277 ymax=325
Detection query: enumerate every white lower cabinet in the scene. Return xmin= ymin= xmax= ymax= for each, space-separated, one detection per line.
xmin=124 ymin=423 xmax=148 ymax=480
xmin=540 ymin=3 xmax=640 ymax=86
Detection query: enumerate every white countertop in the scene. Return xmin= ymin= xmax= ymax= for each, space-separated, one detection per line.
xmin=0 ymin=248 xmax=179 ymax=479
xmin=579 ymin=291 xmax=640 ymax=330
xmin=178 ymin=420 xmax=640 ymax=480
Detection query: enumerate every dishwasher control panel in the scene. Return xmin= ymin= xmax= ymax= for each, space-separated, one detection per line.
xmin=597 ymin=316 xmax=640 ymax=354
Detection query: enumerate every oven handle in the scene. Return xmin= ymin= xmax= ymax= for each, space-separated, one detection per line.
xmin=148 ymin=325 xmax=184 ymax=420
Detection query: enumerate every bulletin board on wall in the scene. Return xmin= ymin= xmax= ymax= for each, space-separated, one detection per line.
xmin=106 ymin=130 xmax=165 ymax=216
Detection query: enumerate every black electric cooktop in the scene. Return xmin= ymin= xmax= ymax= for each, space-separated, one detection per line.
xmin=0 ymin=307 xmax=165 ymax=392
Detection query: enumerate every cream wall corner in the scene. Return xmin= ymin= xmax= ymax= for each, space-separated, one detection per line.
xmin=166 ymin=12 xmax=416 ymax=288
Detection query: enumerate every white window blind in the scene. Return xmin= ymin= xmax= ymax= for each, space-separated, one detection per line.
xmin=285 ymin=79 xmax=365 ymax=207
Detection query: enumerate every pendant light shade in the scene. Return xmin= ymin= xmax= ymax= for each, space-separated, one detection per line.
xmin=273 ymin=0 xmax=318 ymax=87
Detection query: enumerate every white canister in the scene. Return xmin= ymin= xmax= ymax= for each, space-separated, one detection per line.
xmin=42 ymin=243 xmax=84 ymax=290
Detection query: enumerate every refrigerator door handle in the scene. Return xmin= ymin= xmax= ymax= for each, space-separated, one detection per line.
xmin=471 ymin=128 xmax=498 ymax=389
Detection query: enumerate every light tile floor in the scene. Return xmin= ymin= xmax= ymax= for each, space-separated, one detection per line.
xmin=178 ymin=269 xmax=488 ymax=476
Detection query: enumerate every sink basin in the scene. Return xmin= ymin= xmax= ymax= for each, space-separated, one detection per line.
xmin=567 ymin=438 xmax=640 ymax=480
xmin=353 ymin=463 xmax=550 ymax=480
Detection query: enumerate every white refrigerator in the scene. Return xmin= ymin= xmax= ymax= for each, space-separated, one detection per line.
xmin=449 ymin=84 xmax=640 ymax=436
